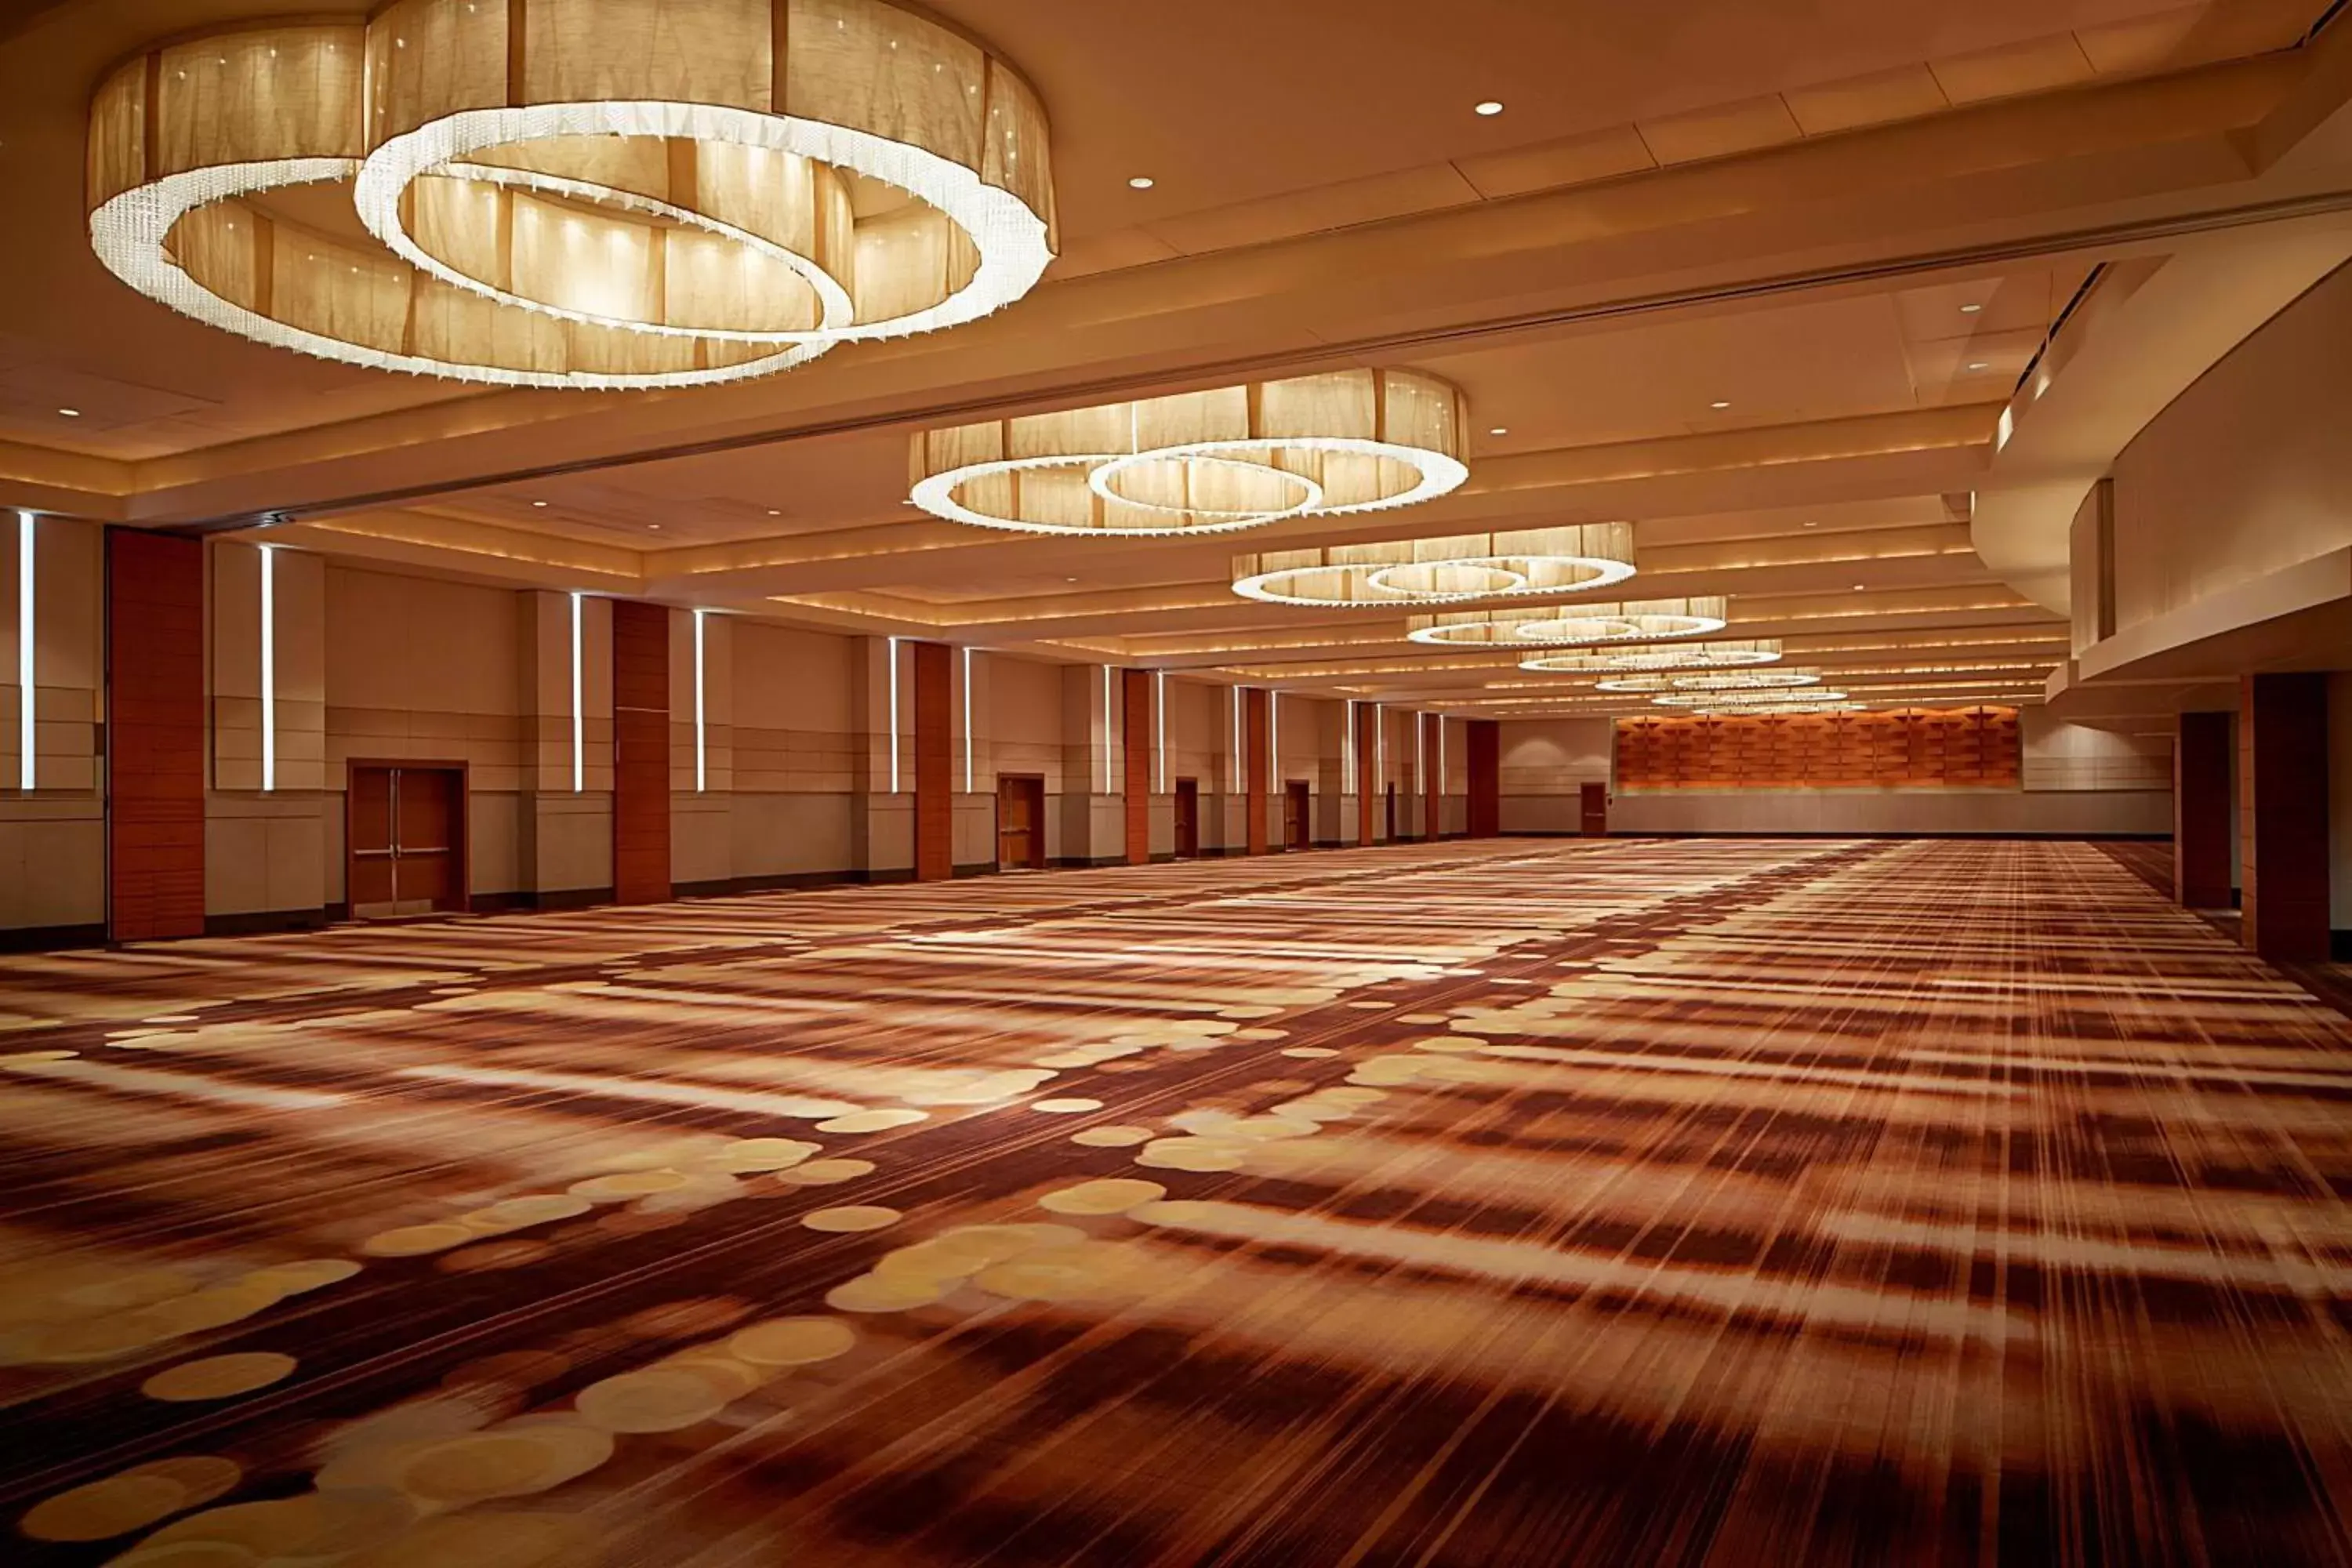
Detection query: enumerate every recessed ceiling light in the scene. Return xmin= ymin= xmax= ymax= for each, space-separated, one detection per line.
xmin=1802 ymin=520 xmax=1819 ymax=528
xmin=1966 ymin=361 xmax=1989 ymax=372
xmin=1128 ymin=176 xmax=1154 ymax=189
xmin=1474 ymin=100 xmax=1504 ymax=116
xmin=1709 ymin=400 xmax=1731 ymax=410
xmin=1959 ymin=303 xmax=1983 ymax=314
xmin=531 ymin=499 xmax=548 ymax=507
xmin=648 ymin=524 xmax=662 ymax=531
xmin=1065 ymin=577 xmax=1078 ymax=583
xmin=1853 ymin=583 xmax=1866 ymax=591
xmin=1487 ymin=426 xmax=1508 ymax=436
xmin=56 ymin=408 xmax=79 ymax=417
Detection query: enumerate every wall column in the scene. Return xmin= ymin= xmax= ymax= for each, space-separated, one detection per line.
xmin=1122 ymin=668 xmax=1153 ymax=866
xmin=1244 ymin=688 xmax=1269 ymax=855
xmin=1421 ymin=713 xmax=1442 ymax=840
xmin=2240 ymin=673 xmax=2330 ymax=960
xmin=1355 ymin=702 xmax=1377 ymax=846
xmin=1466 ymin=718 xmax=1500 ymax=840
xmin=106 ymin=530 xmax=206 ymax=941
xmin=912 ymin=641 xmax=952 ymax=882
xmin=611 ymin=600 xmax=670 ymax=904
xmin=2173 ymin=710 xmax=2232 ymax=909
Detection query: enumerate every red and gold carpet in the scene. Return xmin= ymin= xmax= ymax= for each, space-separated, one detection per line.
xmin=4 ymin=839 xmax=2351 ymax=1566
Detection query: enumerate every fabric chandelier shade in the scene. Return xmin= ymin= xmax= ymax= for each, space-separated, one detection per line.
xmin=1231 ymin=523 xmax=1635 ymax=606
xmin=1517 ymin=638 xmax=1784 ymax=672
xmin=909 ymin=368 xmax=1468 ymax=535
xmin=1653 ymin=685 xmax=1849 ymax=708
xmin=1407 ymin=597 xmax=1729 ymax=648
xmin=1595 ymin=666 xmax=1821 ymax=694
xmin=85 ymin=0 xmax=1058 ymax=389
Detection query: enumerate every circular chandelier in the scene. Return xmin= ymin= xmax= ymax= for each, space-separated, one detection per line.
xmin=1407 ymin=597 xmax=1727 ymax=648
xmin=1232 ymin=524 xmax=1633 ymax=606
xmin=1653 ymin=686 xmax=1849 ymax=709
xmin=86 ymin=0 xmax=1058 ymax=390
xmin=1596 ymin=667 xmax=1821 ymax=694
xmin=909 ymin=368 xmax=1468 ymax=535
xmin=1521 ymin=638 xmax=1783 ymax=673
xmin=1675 ymin=698 xmax=1868 ymax=717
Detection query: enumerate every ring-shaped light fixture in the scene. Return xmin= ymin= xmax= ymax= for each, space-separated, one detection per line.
xmin=1678 ymin=698 xmax=1869 ymax=717
xmin=1232 ymin=523 xmax=1635 ymax=606
xmin=1595 ymin=668 xmax=1823 ymax=694
xmin=1654 ymin=688 xmax=1849 ymax=709
xmin=1410 ymin=599 xmax=1727 ymax=648
xmin=1518 ymin=639 xmax=1784 ymax=673
xmin=912 ymin=369 xmax=1468 ymax=536
xmin=86 ymin=0 xmax=1058 ymax=390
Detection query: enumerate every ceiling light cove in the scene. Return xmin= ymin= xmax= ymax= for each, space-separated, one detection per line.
xmin=85 ymin=0 xmax=1058 ymax=390
xmin=1232 ymin=524 xmax=1635 ymax=607
xmin=910 ymin=368 xmax=1468 ymax=535
xmin=1410 ymin=598 xmax=1728 ymax=648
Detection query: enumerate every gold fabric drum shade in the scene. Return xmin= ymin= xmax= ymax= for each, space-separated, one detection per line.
xmin=1233 ymin=523 xmax=1635 ymax=606
xmin=1409 ymin=598 xmax=1730 ymax=648
xmin=910 ymin=369 xmax=1469 ymax=535
xmin=86 ymin=0 xmax=1057 ymax=388
xmin=1595 ymin=667 xmax=1822 ymax=693
xmin=1519 ymin=638 xmax=1784 ymax=672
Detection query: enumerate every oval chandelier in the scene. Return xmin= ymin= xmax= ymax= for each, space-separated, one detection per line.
xmin=909 ymin=368 xmax=1468 ymax=535
xmin=1653 ymin=686 xmax=1849 ymax=709
xmin=1675 ymin=697 xmax=1868 ymax=717
xmin=1232 ymin=524 xmax=1634 ymax=606
xmin=1521 ymin=638 xmax=1783 ymax=673
xmin=86 ymin=0 xmax=1058 ymax=390
xmin=1407 ymin=597 xmax=1727 ymax=648
xmin=1595 ymin=666 xmax=1821 ymax=694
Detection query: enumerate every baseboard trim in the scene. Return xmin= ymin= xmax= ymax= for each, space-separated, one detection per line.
xmin=1545 ymin=830 xmax=2173 ymax=841
xmin=204 ymin=907 xmax=334 ymax=938
xmin=470 ymin=887 xmax=617 ymax=913
xmin=2335 ymin=929 xmax=2351 ymax=962
xmin=0 ymin=921 xmax=108 ymax=953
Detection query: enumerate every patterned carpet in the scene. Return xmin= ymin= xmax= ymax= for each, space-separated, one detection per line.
xmin=4 ymin=838 xmax=2352 ymax=1566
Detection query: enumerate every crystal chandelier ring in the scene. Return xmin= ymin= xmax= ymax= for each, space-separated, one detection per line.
xmin=1091 ymin=437 xmax=1467 ymax=520
xmin=1233 ymin=560 xmax=1529 ymax=607
xmin=1083 ymin=451 xmax=1325 ymax=522
xmin=1595 ymin=669 xmax=1820 ymax=693
xmin=1366 ymin=553 xmax=1635 ymax=598
xmin=355 ymin=100 xmax=1050 ymax=347
xmin=1409 ymin=599 xmax=1728 ymax=647
xmin=909 ymin=455 xmax=1327 ymax=535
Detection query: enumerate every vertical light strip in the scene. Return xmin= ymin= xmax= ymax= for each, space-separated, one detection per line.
xmin=1343 ymin=699 xmax=1356 ymax=793
xmin=1269 ymin=691 xmax=1279 ymax=782
xmin=1229 ymin=686 xmax=1241 ymax=793
xmin=1416 ymin=712 xmax=1425 ymax=793
xmin=569 ymin=592 xmax=584 ymax=793
xmin=1154 ymin=669 xmax=1166 ymax=793
xmin=1101 ymin=664 xmax=1112 ymax=793
xmin=886 ymin=636 xmax=902 ymax=793
xmin=16 ymin=512 xmax=33 ymax=793
xmin=258 ymin=545 xmax=277 ymax=792
xmin=693 ymin=609 xmax=708 ymax=793
xmin=962 ymin=646 xmax=975 ymax=793
xmin=1374 ymin=703 xmax=1384 ymax=793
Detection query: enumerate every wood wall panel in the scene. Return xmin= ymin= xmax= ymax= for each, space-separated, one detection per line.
xmin=1466 ymin=720 xmax=1500 ymax=839
xmin=1122 ymin=669 xmax=1153 ymax=866
xmin=611 ymin=600 xmax=670 ymax=904
xmin=1355 ymin=704 xmax=1377 ymax=845
xmin=913 ymin=641 xmax=952 ymax=882
xmin=1614 ymin=707 xmax=2022 ymax=789
xmin=106 ymin=530 xmax=205 ymax=941
xmin=2174 ymin=710 xmax=2232 ymax=909
xmin=1245 ymin=688 xmax=1269 ymax=856
xmin=1421 ymin=713 xmax=1442 ymax=840
xmin=2239 ymin=673 xmax=2328 ymax=960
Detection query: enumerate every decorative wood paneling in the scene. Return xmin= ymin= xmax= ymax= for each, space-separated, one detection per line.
xmin=1244 ymin=688 xmax=1269 ymax=856
xmin=2239 ymin=673 xmax=2328 ymax=960
xmin=1355 ymin=704 xmax=1377 ymax=845
xmin=1122 ymin=668 xmax=1152 ymax=866
xmin=2174 ymin=710 xmax=2231 ymax=909
xmin=1421 ymin=713 xmax=1442 ymax=840
xmin=1613 ymin=707 xmax=2022 ymax=789
xmin=106 ymin=529 xmax=205 ymax=941
xmin=913 ymin=641 xmax=952 ymax=882
xmin=1466 ymin=720 xmax=1500 ymax=838
xmin=611 ymin=601 xmax=670 ymax=904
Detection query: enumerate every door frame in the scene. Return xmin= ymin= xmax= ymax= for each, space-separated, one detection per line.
xmin=996 ymin=772 xmax=1047 ymax=871
xmin=344 ymin=759 xmax=472 ymax=917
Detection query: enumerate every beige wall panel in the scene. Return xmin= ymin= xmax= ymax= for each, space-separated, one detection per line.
xmin=0 ymin=802 xmax=105 ymax=931
xmin=735 ymin=622 xmax=855 ymax=734
xmin=329 ymin=564 xmax=523 ymax=716
xmin=471 ymin=790 xmax=524 ymax=897
xmin=673 ymin=792 xmax=732 ymax=887
xmin=731 ymin=791 xmax=858 ymax=879
xmin=2112 ymin=264 xmax=2352 ymax=630
xmin=526 ymin=790 xmax=613 ymax=893
xmin=2021 ymin=708 xmax=2172 ymax=791
xmin=991 ymin=654 xmax=1067 ymax=792
xmin=205 ymin=792 xmax=328 ymax=916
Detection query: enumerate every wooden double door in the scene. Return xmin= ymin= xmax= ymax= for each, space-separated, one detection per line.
xmin=348 ymin=764 xmax=468 ymax=918
xmin=1282 ymin=781 xmax=1310 ymax=851
xmin=998 ymin=775 xmax=1046 ymax=869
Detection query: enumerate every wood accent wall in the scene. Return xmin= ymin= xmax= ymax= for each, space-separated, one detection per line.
xmin=913 ymin=641 xmax=952 ymax=882
xmin=611 ymin=600 xmax=671 ymax=904
xmin=1245 ymin=688 xmax=1269 ymax=856
xmin=2239 ymin=673 xmax=2329 ymax=960
xmin=1122 ymin=669 xmax=1153 ymax=866
xmin=105 ymin=529 xmax=205 ymax=941
xmin=1466 ymin=720 xmax=1500 ymax=839
xmin=1613 ymin=707 xmax=2022 ymax=789
xmin=2173 ymin=710 xmax=2232 ymax=909
xmin=1355 ymin=703 xmax=1377 ymax=845
xmin=1421 ymin=713 xmax=1442 ymax=840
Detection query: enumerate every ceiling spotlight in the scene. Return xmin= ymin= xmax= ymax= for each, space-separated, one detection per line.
xmin=1488 ymin=426 xmax=1508 ymax=436
xmin=1065 ymin=577 xmax=1079 ymax=583
xmin=1474 ymin=100 xmax=1504 ymax=116
xmin=56 ymin=408 xmax=80 ymax=417
xmin=1852 ymin=583 xmax=1866 ymax=591
xmin=766 ymin=508 xmax=780 ymax=516
xmin=1802 ymin=520 xmax=1819 ymax=528
xmin=1128 ymin=176 xmax=1155 ymax=189
xmin=1709 ymin=400 xmax=1730 ymax=410
xmin=1966 ymin=361 xmax=1989 ymax=372
xmin=648 ymin=524 xmax=662 ymax=531
xmin=1959 ymin=303 xmax=1984 ymax=314
xmin=531 ymin=499 xmax=548 ymax=507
